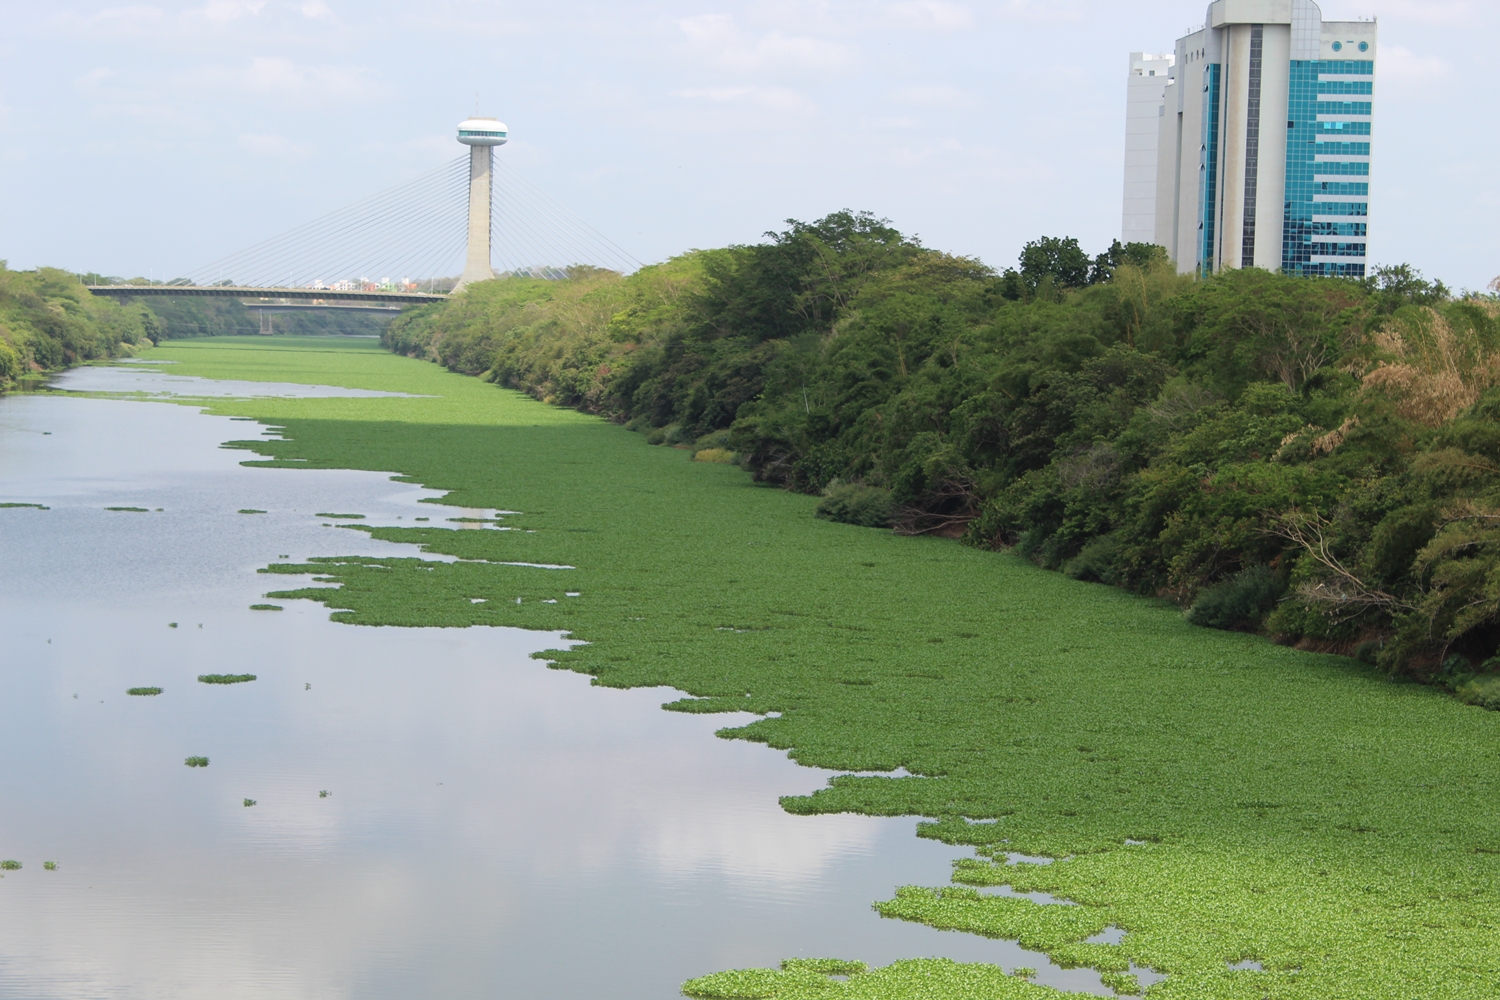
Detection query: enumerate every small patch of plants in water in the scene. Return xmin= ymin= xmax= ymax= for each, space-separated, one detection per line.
xmin=243 ymin=798 xmax=256 ymax=807
xmin=126 ymin=687 xmax=163 ymax=696
xmin=238 ymin=509 xmax=267 ymax=514
xmin=198 ymin=674 xmax=256 ymax=685
xmin=0 ymin=860 xmax=20 ymax=871
xmin=0 ymin=502 xmax=48 ymax=509
xmin=315 ymin=512 xmax=365 ymax=519
xmin=249 ymin=604 xmax=283 ymax=611
xmin=105 ymin=506 xmax=150 ymax=512
xmin=184 ymin=756 xmax=210 ymax=767
xmin=43 ymin=861 xmax=57 ymax=871
xmin=319 ymin=790 xmax=331 ymax=798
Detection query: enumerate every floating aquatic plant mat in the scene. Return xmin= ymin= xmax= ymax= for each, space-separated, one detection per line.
xmin=134 ymin=336 xmax=1500 ymax=998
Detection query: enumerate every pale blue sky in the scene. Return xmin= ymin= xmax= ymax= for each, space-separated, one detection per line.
xmin=1 ymin=1 xmax=1492 ymax=288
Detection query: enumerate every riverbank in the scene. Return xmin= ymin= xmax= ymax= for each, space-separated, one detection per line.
xmin=0 ymin=265 xmax=159 ymax=388
xmin=136 ymin=336 xmax=1500 ymax=998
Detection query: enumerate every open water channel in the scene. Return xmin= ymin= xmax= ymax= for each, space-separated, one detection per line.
xmin=0 ymin=363 xmax=1129 ymax=999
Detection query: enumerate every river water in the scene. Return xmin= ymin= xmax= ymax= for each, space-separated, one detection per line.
xmin=0 ymin=365 xmax=1124 ymax=999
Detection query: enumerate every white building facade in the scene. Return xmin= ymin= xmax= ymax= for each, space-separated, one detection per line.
xmin=1128 ymin=0 xmax=1376 ymax=277
xmin=1122 ymin=52 xmax=1176 ymax=247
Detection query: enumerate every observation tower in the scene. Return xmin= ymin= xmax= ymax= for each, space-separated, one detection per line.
xmin=454 ymin=116 xmax=508 ymax=292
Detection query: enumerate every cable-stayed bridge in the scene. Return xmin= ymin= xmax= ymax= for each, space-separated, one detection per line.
xmin=89 ymin=118 xmax=639 ymax=310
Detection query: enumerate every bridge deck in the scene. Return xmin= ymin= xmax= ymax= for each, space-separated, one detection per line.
xmin=86 ymin=286 xmax=448 ymax=305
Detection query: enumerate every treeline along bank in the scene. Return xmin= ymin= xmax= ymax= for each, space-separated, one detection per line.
xmin=0 ymin=262 xmax=388 ymax=381
xmin=383 ymin=211 xmax=1500 ymax=701
xmin=9 ymin=213 xmax=1500 ymax=705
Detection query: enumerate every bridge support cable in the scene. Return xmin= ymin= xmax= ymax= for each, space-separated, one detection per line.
xmin=491 ymin=161 xmax=641 ymax=277
xmin=168 ymin=151 xmax=643 ymax=294
xmin=305 ymin=167 xmax=468 ymax=286
xmin=492 ymin=184 xmax=569 ymax=278
xmin=491 ymin=164 xmax=641 ymax=277
xmin=179 ymin=157 xmax=471 ymax=289
xmin=246 ymin=159 xmax=467 ymax=287
xmin=401 ymin=228 xmax=471 ymax=295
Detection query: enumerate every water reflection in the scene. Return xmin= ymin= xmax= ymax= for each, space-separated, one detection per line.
xmin=49 ymin=363 xmax=424 ymax=399
xmin=0 ymin=367 xmax=1120 ymax=998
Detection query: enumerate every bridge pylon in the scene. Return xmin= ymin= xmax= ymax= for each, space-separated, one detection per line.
xmin=453 ymin=117 xmax=508 ymax=293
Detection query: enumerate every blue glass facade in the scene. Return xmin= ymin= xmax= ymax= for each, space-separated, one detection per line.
xmin=1282 ymin=58 xmax=1373 ymax=277
xmin=1198 ymin=62 xmax=1221 ymax=277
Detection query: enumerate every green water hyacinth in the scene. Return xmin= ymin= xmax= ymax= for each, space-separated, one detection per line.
xmin=133 ymin=335 xmax=1500 ymax=998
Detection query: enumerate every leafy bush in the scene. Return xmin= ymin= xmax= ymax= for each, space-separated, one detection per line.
xmin=184 ymin=756 xmax=209 ymax=767
xmin=1062 ymin=536 xmax=1121 ymax=584
xmin=693 ymin=448 xmax=735 ymax=463
xmin=1185 ymin=566 xmax=1284 ymax=631
xmin=816 ymin=483 xmax=894 ymax=528
xmin=380 ymin=215 xmax=1500 ymax=687
xmin=0 ymin=860 xmax=20 ymax=871
xmin=0 ymin=263 xmax=158 ymax=385
xmin=1455 ymin=674 xmax=1500 ymax=711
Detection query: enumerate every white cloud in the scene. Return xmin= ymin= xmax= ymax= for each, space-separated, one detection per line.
xmin=675 ymin=85 xmax=754 ymax=101
xmin=1378 ymin=45 xmax=1452 ymax=82
xmin=678 ymin=12 xmax=735 ymax=44
xmin=300 ymin=0 xmax=334 ymax=18
xmin=76 ymin=67 xmax=117 ymax=90
xmin=891 ymin=83 xmax=973 ymax=107
xmin=886 ymin=1 xmax=974 ymax=31
xmin=990 ymin=0 xmax=1083 ymax=24
xmin=236 ymin=132 xmax=313 ymax=158
xmin=190 ymin=0 xmax=266 ymax=22
xmin=676 ymin=13 xmax=851 ymax=72
xmin=673 ymin=85 xmax=818 ymax=115
xmin=236 ymin=56 xmax=378 ymax=99
xmin=1364 ymin=0 xmax=1478 ymax=26
xmin=71 ymin=5 xmax=167 ymax=30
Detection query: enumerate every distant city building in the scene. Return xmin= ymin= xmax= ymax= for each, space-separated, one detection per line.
xmin=1126 ymin=0 xmax=1376 ymax=277
xmin=1122 ymin=52 xmax=1176 ymax=247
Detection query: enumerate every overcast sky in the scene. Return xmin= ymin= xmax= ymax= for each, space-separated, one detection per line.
xmin=0 ymin=0 xmax=1492 ymax=287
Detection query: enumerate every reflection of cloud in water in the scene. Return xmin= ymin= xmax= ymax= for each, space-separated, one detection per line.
xmin=0 ymin=387 xmax=1116 ymax=999
xmin=0 ymin=609 xmax=901 ymax=999
xmin=49 ymin=364 xmax=425 ymax=399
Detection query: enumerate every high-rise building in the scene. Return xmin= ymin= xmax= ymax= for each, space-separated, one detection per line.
xmin=1128 ymin=0 xmax=1376 ymax=277
xmin=1122 ymin=52 xmax=1176 ymax=247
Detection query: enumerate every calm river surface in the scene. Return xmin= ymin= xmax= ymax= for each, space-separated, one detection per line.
xmin=0 ymin=365 xmax=1120 ymax=999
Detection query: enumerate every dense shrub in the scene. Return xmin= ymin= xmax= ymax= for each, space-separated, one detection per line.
xmin=382 ymin=214 xmax=1500 ymax=687
xmin=0 ymin=263 xmax=156 ymax=384
xmin=1185 ymin=566 xmax=1284 ymax=630
xmin=815 ymin=483 xmax=894 ymax=528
